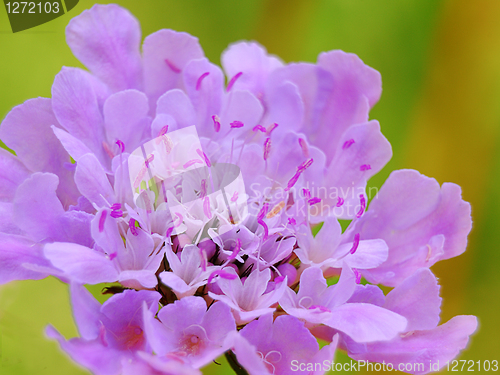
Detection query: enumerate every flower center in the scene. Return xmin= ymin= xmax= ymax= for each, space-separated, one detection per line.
xmin=116 ymin=325 xmax=144 ymax=351
xmin=178 ymin=325 xmax=208 ymax=356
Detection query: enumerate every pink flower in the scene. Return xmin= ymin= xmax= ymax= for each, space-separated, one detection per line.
xmin=0 ymin=4 xmax=477 ymax=374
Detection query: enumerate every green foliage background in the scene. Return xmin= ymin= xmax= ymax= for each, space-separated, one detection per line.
xmin=1 ymin=0 xmax=499 ymax=374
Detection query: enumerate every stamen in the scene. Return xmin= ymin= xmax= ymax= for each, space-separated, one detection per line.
xmin=111 ymin=203 xmax=122 ymax=211
xmin=203 ymin=197 xmax=212 ymax=219
xmin=425 ymin=244 xmax=432 ymax=262
xmin=258 ymin=219 xmax=269 ymax=241
xmin=263 ymin=138 xmax=271 ymax=160
xmin=253 ymin=125 xmax=266 ymax=133
xmin=336 ymin=197 xmax=344 ymax=207
xmin=145 ymin=154 xmax=154 ymax=168
xmin=230 ymin=120 xmax=244 ymax=128
xmin=298 ymin=138 xmax=309 ymax=158
xmin=212 ymin=115 xmax=221 ymax=132
xmin=400 ymin=331 xmax=415 ymax=338
xmin=166 ymin=226 xmax=174 ymax=238
xmin=157 ymin=134 xmax=173 ymax=154
xmin=102 ymin=141 xmax=115 ymax=159
xmin=157 ymin=125 xmax=168 ymax=137
xmin=302 ymin=188 xmax=311 ymax=200
xmin=196 ymin=72 xmax=210 ymax=90
xmin=298 ymin=158 xmax=314 ymax=172
xmin=226 ymin=71 xmax=243 ymax=92
xmin=220 ymin=270 xmax=238 ymax=280
xmin=133 ymin=166 xmax=147 ymax=189
xmin=196 ymin=149 xmax=211 ymax=167
xmin=360 ymin=164 xmax=371 ymax=171
xmin=174 ymin=212 xmax=183 ymax=227
xmin=356 ymin=194 xmax=366 ymax=218
xmin=227 ymin=239 xmax=242 ymax=261
xmin=200 ymin=179 xmax=207 ymax=198
xmin=266 ymin=201 xmax=285 ymax=219
xmin=206 ymin=271 xmax=219 ymax=286
xmin=183 ymin=159 xmax=204 ymax=168
xmin=343 ymin=139 xmax=355 ymax=149
xmin=129 ymin=218 xmax=138 ymax=236
xmin=266 ymin=123 xmax=278 ymax=135
xmin=207 ymin=269 xmax=238 ymax=285
xmin=353 ymin=268 xmax=362 ymax=284
xmin=350 ymin=233 xmax=360 ymax=254
xmin=308 ymin=197 xmax=321 ymax=206
xmin=309 ymin=305 xmax=331 ymax=313
xmin=165 ymin=59 xmax=181 ymax=73
xmin=115 ymin=140 xmax=125 ymax=153
xmin=98 ymin=210 xmax=107 ymax=232
xmin=257 ymin=203 xmax=269 ymax=221
xmin=231 ymin=191 xmax=239 ymax=202
xmin=284 ymin=171 xmax=301 ymax=192
xmin=110 ymin=210 xmax=123 ymax=218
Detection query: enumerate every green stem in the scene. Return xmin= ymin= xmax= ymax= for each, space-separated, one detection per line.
xmin=225 ymin=350 xmax=249 ymax=375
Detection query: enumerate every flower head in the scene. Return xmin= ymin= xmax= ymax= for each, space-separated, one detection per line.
xmin=0 ymin=4 xmax=477 ymax=375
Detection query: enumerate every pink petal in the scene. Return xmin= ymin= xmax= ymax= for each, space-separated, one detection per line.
xmin=222 ymin=41 xmax=283 ymax=97
xmin=220 ymin=90 xmax=264 ymax=134
xmin=358 ymin=169 xmax=472 ymax=286
xmin=183 ymin=58 xmax=224 ymax=137
xmin=103 ymin=89 xmax=150 ymax=152
xmin=74 ymin=153 xmax=116 ymax=207
xmin=348 ymin=316 xmax=478 ymax=375
xmin=66 ymin=4 xmax=142 ymax=91
xmin=0 ymin=233 xmax=52 ymax=283
xmin=156 ymin=89 xmax=196 ymax=129
xmin=0 ymin=98 xmax=79 ymax=205
xmin=51 ymin=67 xmax=107 ymax=166
xmin=13 ymin=173 xmax=64 ymax=242
xmin=383 ymin=268 xmax=442 ymax=331
xmin=325 ymin=303 xmax=407 ymax=343
xmin=143 ymin=29 xmax=204 ymax=109
xmin=70 ymin=283 xmax=102 ymax=340
xmin=0 ymin=149 xmax=30 ymax=201
xmin=44 ymin=242 xmax=118 ymax=284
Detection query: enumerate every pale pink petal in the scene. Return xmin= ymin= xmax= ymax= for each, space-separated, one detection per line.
xmin=66 ymin=4 xmax=142 ymax=91
xmin=44 ymin=242 xmax=118 ymax=284
xmin=143 ymin=29 xmax=204 ymax=109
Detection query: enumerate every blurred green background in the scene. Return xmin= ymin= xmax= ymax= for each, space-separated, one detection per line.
xmin=1 ymin=0 xmax=499 ymax=374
